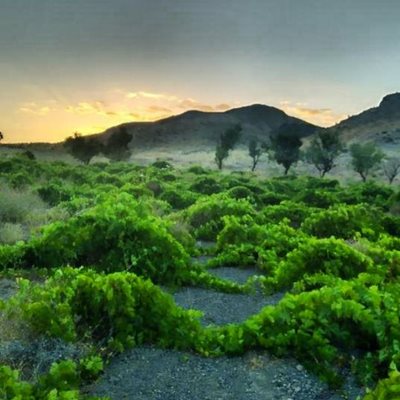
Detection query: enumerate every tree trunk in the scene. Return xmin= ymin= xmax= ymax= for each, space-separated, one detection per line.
xmin=284 ymin=166 xmax=290 ymax=175
xmin=360 ymin=173 xmax=367 ymax=182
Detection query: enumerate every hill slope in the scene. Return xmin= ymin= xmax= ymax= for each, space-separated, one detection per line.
xmin=331 ymin=93 xmax=400 ymax=144
xmin=95 ymin=104 xmax=318 ymax=151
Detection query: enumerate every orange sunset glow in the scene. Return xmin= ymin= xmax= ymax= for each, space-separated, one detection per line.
xmin=2 ymin=89 xmax=347 ymax=143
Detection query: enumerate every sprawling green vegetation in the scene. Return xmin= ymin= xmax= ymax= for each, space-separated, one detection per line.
xmin=0 ymin=153 xmax=399 ymax=398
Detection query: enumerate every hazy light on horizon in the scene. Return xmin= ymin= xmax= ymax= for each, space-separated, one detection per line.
xmin=1 ymin=0 xmax=399 ymax=142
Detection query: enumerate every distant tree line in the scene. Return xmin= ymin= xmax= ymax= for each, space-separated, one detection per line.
xmin=214 ymin=124 xmax=399 ymax=184
xmin=64 ymin=126 xmax=132 ymax=164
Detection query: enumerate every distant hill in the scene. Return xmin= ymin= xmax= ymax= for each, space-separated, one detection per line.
xmin=92 ymin=104 xmax=318 ymax=151
xmin=330 ymin=93 xmax=400 ymax=144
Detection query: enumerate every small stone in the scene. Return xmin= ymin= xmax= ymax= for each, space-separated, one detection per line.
xmin=296 ymin=364 xmax=304 ymax=372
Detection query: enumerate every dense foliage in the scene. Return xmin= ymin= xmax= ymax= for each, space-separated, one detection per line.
xmin=0 ymin=154 xmax=399 ymax=398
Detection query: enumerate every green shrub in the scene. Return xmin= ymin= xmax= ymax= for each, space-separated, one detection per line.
xmin=9 ymin=268 xmax=202 ymax=352
xmin=257 ymin=222 xmax=307 ymax=274
xmin=151 ymin=160 xmax=173 ymax=169
xmin=94 ymin=172 xmax=123 ymax=186
xmin=363 ymin=371 xmax=400 ymax=399
xmin=216 ymin=215 xmax=265 ymax=250
xmin=294 ymin=189 xmax=339 ymax=208
xmin=260 ymin=201 xmax=315 ymax=228
xmin=21 ymin=194 xmax=190 ymax=284
xmin=258 ymin=191 xmax=289 ymax=206
xmin=187 ymin=165 xmax=208 ymax=175
xmin=160 ymin=188 xmax=197 ymax=210
xmin=8 ymin=172 xmax=33 ymax=189
xmin=0 ymin=358 xmax=105 ymax=399
xmin=190 ymin=177 xmax=222 ymax=195
xmin=271 ymin=238 xmax=373 ymax=289
xmin=120 ymin=184 xmax=153 ymax=199
xmin=159 ymin=172 xmax=176 ymax=182
xmin=227 ymin=186 xmax=256 ymax=203
xmin=37 ymin=183 xmax=72 ymax=206
xmin=301 ymin=204 xmax=382 ymax=240
xmin=185 ymin=194 xmax=255 ymax=240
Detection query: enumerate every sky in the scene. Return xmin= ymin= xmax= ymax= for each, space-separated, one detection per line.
xmin=1 ymin=0 xmax=400 ymax=143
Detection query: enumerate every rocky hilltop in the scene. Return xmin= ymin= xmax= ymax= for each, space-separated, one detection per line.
xmin=330 ymin=93 xmax=400 ymax=144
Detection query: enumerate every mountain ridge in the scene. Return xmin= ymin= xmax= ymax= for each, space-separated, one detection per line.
xmin=91 ymin=103 xmax=318 ymax=152
xmin=329 ymin=92 xmax=400 ymax=144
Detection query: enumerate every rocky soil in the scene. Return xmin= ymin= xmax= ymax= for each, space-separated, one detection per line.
xmin=88 ymin=263 xmax=366 ymax=400
xmin=0 ymin=254 xmax=366 ymax=399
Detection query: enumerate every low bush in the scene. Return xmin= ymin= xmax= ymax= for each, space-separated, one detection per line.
xmin=270 ymin=238 xmax=374 ymax=289
xmin=190 ymin=177 xmax=222 ymax=195
xmin=16 ymin=194 xmax=191 ymax=284
xmin=260 ymin=201 xmax=315 ymax=228
xmin=7 ymin=268 xmax=202 ymax=352
xmin=301 ymin=204 xmax=383 ymax=240
xmin=185 ymin=194 xmax=255 ymax=240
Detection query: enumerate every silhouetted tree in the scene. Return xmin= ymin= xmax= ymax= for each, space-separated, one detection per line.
xmin=270 ymin=130 xmax=302 ymax=175
xmin=383 ymin=157 xmax=400 ymax=184
xmin=64 ymin=132 xmax=102 ymax=164
xmin=305 ymin=130 xmax=345 ymax=177
xmin=248 ymin=139 xmax=264 ymax=172
xmin=215 ymin=124 xmax=242 ymax=169
xmin=104 ymin=126 xmax=132 ymax=161
xmin=349 ymin=142 xmax=385 ymax=182
xmin=21 ymin=150 xmax=35 ymax=160
xmin=0 ymin=131 xmax=3 ymax=142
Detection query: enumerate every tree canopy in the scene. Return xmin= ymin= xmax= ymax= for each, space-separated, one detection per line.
xmin=215 ymin=124 xmax=242 ymax=169
xmin=305 ymin=130 xmax=345 ymax=177
xmin=269 ymin=126 xmax=303 ymax=175
xmin=104 ymin=126 xmax=132 ymax=161
xmin=383 ymin=157 xmax=400 ymax=184
xmin=349 ymin=142 xmax=385 ymax=182
xmin=64 ymin=133 xmax=102 ymax=164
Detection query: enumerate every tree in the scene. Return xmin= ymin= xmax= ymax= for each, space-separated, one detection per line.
xmin=383 ymin=157 xmax=400 ymax=184
xmin=0 ymin=131 xmax=3 ymax=142
xmin=104 ymin=126 xmax=132 ymax=161
xmin=248 ymin=139 xmax=264 ymax=172
xmin=305 ymin=130 xmax=345 ymax=177
xmin=215 ymin=124 xmax=242 ymax=169
xmin=349 ymin=142 xmax=385 ymax=182
xmin=270 ymin=129 xmax=302 ymax=175
xmin=64 ymin=132 xmax=102 ymax=164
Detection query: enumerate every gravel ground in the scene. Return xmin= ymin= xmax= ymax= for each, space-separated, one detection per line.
xmin=0 ymin=261 xmax=365 ymax=399
xmin=88 ymin=264 xmax=365 ymax=400
xmin=88 ymin=346 xmax=364 ymax=400
xmin=209 ymin=266 xmax=264 ymax=285
xmin=173 ymin=267 xmax=282 ymax=326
